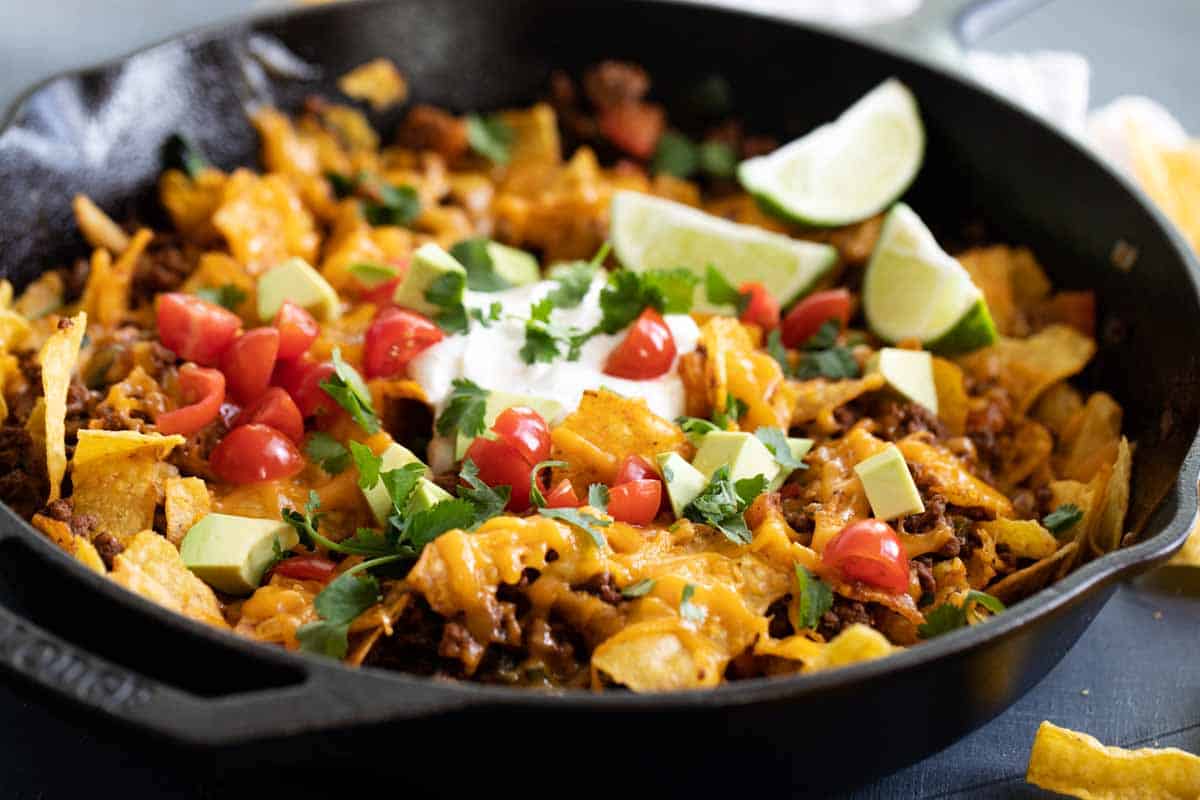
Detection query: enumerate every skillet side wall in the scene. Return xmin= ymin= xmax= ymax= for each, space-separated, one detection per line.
xmin=0 ymin=0 xmax=1196 ymax=787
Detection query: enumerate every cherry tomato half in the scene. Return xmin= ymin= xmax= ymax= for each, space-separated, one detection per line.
xmin=270 ymin=555 xmax=337 ymax=583
xmin=464 ymin=435 xmax=535 ymax=512
xmin=233 ymin=387 xmax=304 ymax=443
xmin=155 ymin=364 xmax=225 ymax=436
xmin=273 ymin=302 xmax=320 ymax=361
xmin=822 ymin=519 xmax=909 ymax=594
xmin=156 ymin=293 xmax=241 ymax=366
xmin=363 ymin=307 xmax=445 ymax=379
xmin=363 ymin=276 xmax=403 ymax=308
xmin=614 ymin=454 xmax=658 ymax=485
xmin=209 ymin=424 xmax=305 ymax=485
xmin=221 ymin=327 xmax=280 ymax=404
xmin=544 ymin=478 xmax=582 ymax=509
xmin=272 ymin=356 xmax=336 ymax=418
xmin=492 ymin=406 xmax=551 ymax=466
xmin=598 ymin=102 xmax=665 ymax=160
xmin=738 ymin=282 xmax=780 ymax=331
xmin=607 ymin=479 xmax=662 ymax=526
xmin=780 ymin=289 xmax=853 ymax=349
xmin=604 ymin=307 xmax=677 ymax=380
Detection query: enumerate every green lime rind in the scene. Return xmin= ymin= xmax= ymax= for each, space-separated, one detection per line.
xmin=924 ymin=298 xmax=998 ymax=355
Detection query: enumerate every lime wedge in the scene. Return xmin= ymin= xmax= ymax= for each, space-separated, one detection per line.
xmin=738 ymin=79 xmax=924 ymax=228
xmin=862 ymin=203 xmax=996 ymax=354
xmin=609 ymin=190 xmax=837 ymax=309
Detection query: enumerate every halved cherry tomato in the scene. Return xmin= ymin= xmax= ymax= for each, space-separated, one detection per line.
xmin=363 ymin=307 xmax=444 ymax=379
xmin=221 ymin=327 xmax=280 ymax=404
xmin=780 ymin=288 xmax=853 ymax=348
xmin=544 ymin=478 xmax=582 ymax=509
xmin=822 ymin=519 xmax=909 ymax=594
xmin=607 ymin=479 xmax=662 ymax=526
xmin=738 ymin=282 xmax=780 ymax=331
xmin=273 ymin=302 xmax=320 ymax=360
xmin=604 ymin=307 xmax=676 ymax=380
xmin=156 ymin=293 xmax=241 ymax=366
xmin=233 ymin=387 xmax=304 ymax=443
xmin=598 ymin=102 xmax=666 ymax=159
xmin=363 ymin=276 xmax=403 ymax=308
xmin=464 ymin=435 xmax=536 ymax=512
xmin=272 ymin=356 xmax=336 ymax=418
xmin=614 ymin=454 xmax=658 ymax=485
xmin=492 ymin=406 xmax=551 ymax=466
xmin=209 ymin=424 xmax=305 ymax=484
xmin=270 ymin=555 xmax=337 ymax=583
xmin=155 ymin=364 xmax=225 ymax=436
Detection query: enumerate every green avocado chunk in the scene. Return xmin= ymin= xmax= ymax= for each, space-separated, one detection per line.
xmin=454 ymin=389 xmax=566 ymax=459
xmin=361 ymin=442 xmax=429 ymax=524
xmin=655 ymin=452 xmax=708 ymax=518
xmin=690 ymin=430 xmax=781 ymax=486
xmin=180 ymin=514 xmax=300 ymax=596
xmin=867 ymin=347 xmax=938 ymax=414
xmin=854 ymin=443 xmax=925 ymax=520
xmin=256 ymin=257 xmax=341 ymax=322
xmin=452 ymin=238 xmax=540 ymax=291
xmin=409 ymin=477 xmax=453 ymax=513
xmin=393 ymin=243 xmax=467 ymax=316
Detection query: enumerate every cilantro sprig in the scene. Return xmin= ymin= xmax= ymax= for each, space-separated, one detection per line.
xmin=320 ymin=347 xmax=380 ymax=433
xmin=653 ymin=133 xmax=738 ymax=180
xmin=621 ymin=578 xmax=656 ymax=599
xmin=794 ymin=565 xmax=833 ymax=630
xmin=327 ymin=171 xmax=421 ymax=227
xmin=162 ymin=133 xmax=209 ymax=179
xmin=683 ymin=465 xmax=766 ymax=545
xmin=596 ymin=268 xmax=698 ymax=334
xmin=755 ymin=426 xmax=806 ymax=471
xmin=425 ymin=270 xmax=469 ymax=334
xmin=466 ymin=113 xmax=514 ymax=164
xmin=457 ymin=458 xmax=510 ymax=527
xmin=435 ymin=378 xmax=490 ymax=440
xmin=791 ymin=321 xmax=860 ymax=380
xmin=711 ymin=393 xmax=747 ymax=430
xmin=528 ymin=459 xmax=568 ymax=508
xmin=917 ymin=591 xmax=1006 ymax=639
xmin=194 ymin=284 xmax=246 ymax=311
xmin=306 ymin=432 xmax=351 ymax=475
xmin=1043 ymin=504 xmax=1083 ymax=536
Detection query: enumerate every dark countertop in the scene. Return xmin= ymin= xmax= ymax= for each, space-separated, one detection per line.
xmin=2 ymin=1 xmax=1199 ymax=797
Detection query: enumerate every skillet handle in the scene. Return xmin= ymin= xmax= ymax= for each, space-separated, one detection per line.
xmin=0 ymin=528 xmax=472 ymax=746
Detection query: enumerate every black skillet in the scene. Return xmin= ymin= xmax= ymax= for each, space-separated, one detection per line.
xmin=1 ymin=0 xmax=1198 ymax=793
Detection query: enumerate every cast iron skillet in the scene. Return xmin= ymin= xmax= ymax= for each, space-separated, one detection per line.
xmin=0 ymin=0 xmax=1198 ymax=792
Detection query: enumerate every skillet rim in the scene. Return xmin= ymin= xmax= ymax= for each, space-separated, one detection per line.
xmin=1 ymin=0 xmax=1198 ymax=716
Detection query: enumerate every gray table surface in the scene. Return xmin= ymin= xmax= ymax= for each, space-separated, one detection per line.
xmin=1 ymin=1 xmax=1198 ymax=797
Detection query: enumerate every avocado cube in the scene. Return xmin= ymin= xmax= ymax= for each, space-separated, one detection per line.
xmin=768 ymin=437 xmax=814 ymax=490
xmin=409 ymin=478 xmax=453 ymax=513
xmin=362 ymin=442 xmax=429 ymax=524
xmin=853 ymin=444 xmax=925 ymax=520
xmin=483 ymin=241 xmax=540 ymax=287
xmin=180 ymin=514 xmax=300 ymax=596
xmin=690 ymin=430 xmax=781 ymax=486
xmin=655 ymin=452 xmax=708 ymax=518
xmin=454 ymin=390 xmax=566 ymax=459
xmin=256 ymin=257 xmax=341 ymax=322
xmin=393 ymin=243 xmax=467 ymax=317
xmin=867 ymin=348 xmax=938 ymax=415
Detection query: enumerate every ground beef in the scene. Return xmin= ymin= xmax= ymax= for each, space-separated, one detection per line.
xmin=130 ymin=235 xmax=194 ymax=307
xmin=41 ymin=498 xmax=99 ymax=541
xmin=874 ymin=398 xmax=946 ymax=442
xmin=831 ymin=404 xmax=864 ymax=434
xmin=0 ymin=427 xmax=47 ymax=519
xmin=913 ymin=557 xmax=936 ymax=598
xmin=781 ymin=496 xmax=816 ymax=544
xmin=92 ymin=533 xmax=124 ymax=570
xmin=438 ymin=618 xmax=486 ymax=673
xmin=818 ymin=598 xmax=872 ymax=639
xmin=574 ymin=572 xmax=622 ymax=605
xmin=395 ymin=105 xmax=469 ymax=160
xmin=168 ymin=419 xmax=228 ymax=480
xmin=582 ymin=60 xmax=649 ymax=110
xmin=362 ymin=596 xmax=454 ymax=677
xmin=63 ymin=380 xmax=102 ymax=458
xmin=766 ymin=596 xmax=794 ymax=639
xmin=902 ymin=493 xmax=947 ymax=534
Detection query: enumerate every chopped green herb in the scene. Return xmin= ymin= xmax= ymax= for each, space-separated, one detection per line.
xmin=325 ymin=170 xmax=360 ymax=199
xmin=435 ymin=378 xmax=490 ymax=439
xmin=379 ymin=463 xmax=426 ymax=516
xmin=528 ymin=459 xmax=568 ymax=508
xmin=538 ymin=507 xmax=611 ymax=549
xmin=755 ymin=426 xmax=806 ymax=471
xmin=677 ymin=416 xmax=720 ymax=444
xmin=425 ymin=270 xmax=469 ymax=334
xmin=544 ymin=262 xmax=597 ymax=309
xmin=451 ymin=238 xmax=510 ymax=292
xmin=296 ymin=567 xmax=381 ymax=658
xmin=194 ymin=284 xmax=247 ymax=311
xmin=162 ymin=133 xmax=210 ymax=179
xmin=363 ymin=182 xmax=421 ymax=227
xmin=621 ymin=578 xmax=656 ymax=599
xmin=653 ymin=131 xmax=700 ymax=178
xmin=458 ymin=458 xmax=510 ymax=527
xmin=466 ymin=113 xmax=513 ymax=164
xmin=469 ymin=302 xmax=504 ymax=327
xmin=348 ymin=262 xmax=398 ymax=288
xmin=1043 ymin=504 xmax=1083 ymax=536
xmin=917 ymin=590 xmax=1006 ymax=639
xmin=705 ymin=264 xmax=741 ymax=308
xmin=320 ymin=347 xmax=380 ymax=433
xmin=348 ymin=441 xmax=382 ymax=490
xmin=597 ymin=269 xmax=697 ymax=334
xmin=643 ymin=268 xmax=701 ymax=314
xmin=803 ymin=320 xmax=840 ymax=351
xmin=698 ymin=141 xmax=738 ymax=178
xmin=766 ymin=328 xmax=791 ymax=375
xmin=520 ymin=297 xmax=590 ymax=365
xmin=683 ymin=465 xmax=764 ymax=545
xmin=711 ymin=393 xmax=747 ymax=429
xmin=281 ymin=491 xmax=347 ymax=554
xmin=794 ymin=564 xmax=833 ymax=630
xmin=404 ymin=499 xmax=476 ymax=549
xmin=305 ymin=432 xmax=351 ymax=475
xmin=587 ymin=483 xmax=610 ymax=513
xmin=679 ymin=583 xmax=707 ymax=624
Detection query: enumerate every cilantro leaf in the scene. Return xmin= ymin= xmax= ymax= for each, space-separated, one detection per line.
xmin=755 ymin=426 xmax=805 ymax=470
xmin=587 ymin=483 xmax=610 ymax=514
xmin=435 ymin=378 xmax=489 ymax=439
xmin=466 ymin=113 xmax=513 ymax=164
xmin=458 ymin=458 xmax=510 ymax=527
xmin=348 ymin=262 xmax=398 ymax=288
xmin=545 ymin=262 xmax=597 ymax=309
xmin=643 ymin=268 xmax=700 ymax=314
xmin=349 ymin=441 xmax=382 ymax=490
xmin=281 ymin=491 xmax=325 ymax=549
xmin=528 ymin=459 xmax=568 ymax=508
xmin=705 ymin=265 xmax=741 ymax=307
xmin=469 ymin=302 xmax=503 ymax=327
xmin=698 ymin=140 xmax=737 ymax=178
xmin=538 ymin=507 xmax=611 ymax=549
xmin=404 ymin=499 xmax=476 ymax=549
xmin=684 ymin=465 xmax=765 ymax=545
xmin=653 ymin=131 xmax=700 ymax=178
xmin=425 ymin=270 xmax=469 ymax=334
xmin=677 ymin=416 xmax=720 ymax=444
xmin=766 ymin=329 xmax=791 ymax=376
xmin=363 ymin=182 xmax=421 ymax=227
xmin=320 ymin=348 xmax=380 ymax=433
xmin=520 ymin=297 xmax=590 ymax=365
xmin=803 ymin=320 xmax=840 ymax=351
xmin=306 ymin=433 xmax=351 ymax=475
xmin=679 ymin=583 xmax=707 ymax=624
xmin=335 ymin=528 xmax=394 ymax=557
xmin=194 ymin=283 xmax=246 ymax=311
xmin=794 ymin=346 xmax=860 ymax=380
xmin=794 ymin=564 xmax=833 ymax=630
xmin=326 ymin=170 xmax=361 ymax=199
xmin=711 ymin=393 xmax=747 ymax=429
xmin=162 ymin=133 xmax=209 ymax=180
xmin=734 ymin=474 xmax=768 ymax=507
xmin=451 ymin=238 xmax=510 ymax=292
xmin=917 ymin=590 xmax=1006 ymax=639
xmin=1043 ymin=504 xmax=1083 ymax=536
xmin=380 ymin=462 xmax=426 ymax=515
xmin=296 ymin=568 xmax=381 ymax=658
xmin=621 ymin=578 xmax=656 ymax=599
xmin=597 ymin=269 xmax=696 ymax=334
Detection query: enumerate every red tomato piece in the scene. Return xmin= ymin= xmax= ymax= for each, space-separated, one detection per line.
xmin=273 ymin=302 xmax=320 ymax=360
xmin=363 ymin=276 xmax=403 ymax=308
xmin=221 ymin=327 xmax=280 ymax=404
xmin=464 ymin=435 xmax=536 ymax=512
xmin=272 ymin=357 xmax=337 ymax=418
xmin=492 ymin=406 xmax=551 ymax=466
xmin=233 ymin=387 xmax=304 ymax=443
xmin=270 ymin=555 xmax=337 ymax=583
xmin=822 ymin=519 xmax=910 ymax=594
xmin=604 ymin=307 xmax=677 ymax=380
xmin=614 ymin=454 xmax=658 ymax=485
xmin=155 ymin=364 xmax=225 ymax=436
xmin=362 ymin=307 xmax=445 ymax=379
xmin=780 ymin=288 xmax=853 ymax=348
xmin=209 ymin=424 xmax=305 ymax=484
xmin=738 ymin=282 xmax=781 ymax=331
xmin=607 ymin=479 xmax=662 ymax=526
xmin=598 ymin=102 xmax=665 ymax=159
xmin=544 ymin=479 xmax=582 ymax=509
xmin=156 ymin=293 xmax=242 ymax=366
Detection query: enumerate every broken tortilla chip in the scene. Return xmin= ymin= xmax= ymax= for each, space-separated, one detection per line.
xmin=38 ymin=311 xmax=87 ymax=502
xmin=72 ymin=430 xmax=186 ymax=543
xmin=338 ymin=58 xmax=408 ymax=110
xmin=110 ymin=531 xmax=227 ymax=628
xmin=980 ymin=518 xmax=1060 ymax=560
xmin=1090 ymin=437 xmax=1132 ymax=557
xmin=989 ymin=542 xmax=1079 ymax=604
xmin=31 ymin=513 xmax=106 ymax=574
xmin=931 ymin=356 xmax=967 ymax=436
xmin=164 ymin=476 xmax=211 ymax=547
xmin=957 ymin=324 xmax=1095 ymax=414
xmin=1056 ymin=391 xmax=1123 ymax=482
xmin=73 ymin=194 xmax=130 ymax=254
xmin=1026 ymin=720 xmax=1200 ymax=800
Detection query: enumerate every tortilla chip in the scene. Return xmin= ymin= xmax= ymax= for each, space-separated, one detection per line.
xmin=338 ymin=58 xmax=408 ymax=110
xmin=1033 ymin=382 xmax=1084 ymax=437
xmin=1090 ymin=437 xmax=1132 ymax=556
xmin=159 ymin=167 xmax=227 ymax=244
xmin=808 ymin=624 xmax=897 ymax=672
xmin=73 ymin=429 xmax=185 ymax=466
xmin=164 ymin=476 xmax=211 ymax=547
xmin=1027 ymin=720 xmax=1200 ymax=799
xmin=110 ymin=531 xmax=227 ymax=628
xmin=957 ymin=324 xmax=1095 ymax=415
xmin=591 ymin=618 xmax=728 ymax=691
xmin=13 ymin=272 xmax=64 ymax=321
xmin=989 ymin=542 xmax=1079 ymax=604
xmin=31 ymin=513 xmax=106 ymax=574
xmin=72 ymin=194 xmax=130 ymax=254
xmin=0 ymin=308 xmax=32 ymax=352
xmin=38 ymin=311 xmax=87 ymax=502
xmin=72 ymin=430 xmax=185 ymax=543
xmin=790 ymin=373 xmax=887 ymax=433
xmin=1056 ymin=392 xmax=1123 ymax=482
xmin=995 ymin=418 xmax=1053 ymax=490
xmin=931 ymin=357 xmax=968 ymax=436
xmin=979 ymin=519 xmax=1059 ymax=560
xmin=898 ymin=436 xmax=1013 ymax=517
xmin=700 ymin=316 xmax=793 ymax=430
xmin=499 ymin=103 xmax=563 ymax=167
xmin=213 ymin=169 xmax=319 ymax=274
